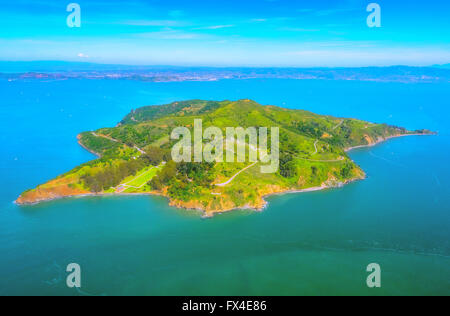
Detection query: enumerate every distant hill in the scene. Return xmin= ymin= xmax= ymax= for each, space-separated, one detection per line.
xmin=121 ymin=100 xmax=224 ymax=124
xmin=1 ymin=61 xmax=450 ymax=83
xmin=432 ymin=64 xmax=450 ymax=69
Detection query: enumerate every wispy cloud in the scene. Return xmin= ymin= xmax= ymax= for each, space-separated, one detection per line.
xmin=250 ymin=18 xmax=267 ymax=23
xmin=279 ymin=27 xmax=320 ymax=32
xmin=297 ymin=8 xmax=358 ymax=16
xmin=194 ymin=25 xmax=235 ymax=30
xmin=136 ymin=30 xmax=201 ymax=40
xmin=282 ymin=47 xmax=450 ymax=67
xmin=120 ymin=20 xmax=189 ymax=27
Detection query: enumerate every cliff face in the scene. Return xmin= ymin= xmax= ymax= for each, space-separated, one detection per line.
xmin=16 ymin=175 xmax=91 ymax=205
xmin=167 ymin=184 xmax=288 ymax=216
xmin=17 ymin=185 xmax=91 ymax=205
xmin=163 ymin=170 xmax=366 ymax=216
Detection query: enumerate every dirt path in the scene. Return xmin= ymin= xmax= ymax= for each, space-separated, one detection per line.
xmin=307 ymin=121 xmax=344 ymax=162
xmin=312 ymin=140 xmax=319 ymax=155
xmin=91 ymin=132 xmax=147 ymax=154
xmin=301 ymin=157 xmax=345 ymax=162
xmin=215 ymin=162 xmax=258 ymax=187
xmin=332 ymin=120 xmax=344 ymax=131
xmin=92 ymin=132 xmax=118 ymax=142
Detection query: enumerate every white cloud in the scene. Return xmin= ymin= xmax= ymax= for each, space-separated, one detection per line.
xmin=250 ymin=18 xmax=267 ymax=22
xmin=77 ymin=53 xmax=89 ymax=58
xmin=279 ymin=27 xmax=320 ymax=32
xmin=297 ymin=8 xmax=358 ymax=17
xmin=137 ymin=30 xmax=201 ymax=40
xmin=120 ymin=20 xmax=188 ymax=27
xmin=194 ymin=25 xmax=235 ymax=30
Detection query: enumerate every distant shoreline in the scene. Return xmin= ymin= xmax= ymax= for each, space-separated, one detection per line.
xmin=14 ymin=192 xmax=164 ymax=207
xmin=77 ymin=135 xmax=102 ymax=158
xmin=2 ymin=64 xmax=450 ymax=84
xmin=344 ymin=133 xmax=436 ymax=152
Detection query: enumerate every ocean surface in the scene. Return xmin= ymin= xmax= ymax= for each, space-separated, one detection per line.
xmin=0 ymin=78 xmax=449 ymax=295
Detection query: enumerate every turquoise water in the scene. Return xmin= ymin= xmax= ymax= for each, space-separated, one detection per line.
xmin=0 ymin=79 xmax=449 ymax=295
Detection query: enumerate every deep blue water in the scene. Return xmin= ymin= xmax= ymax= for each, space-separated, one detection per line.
xmin=0 ymin=78 xmax=449 ymax=295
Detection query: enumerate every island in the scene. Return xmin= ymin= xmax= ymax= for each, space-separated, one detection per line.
xmin=16 ymin=99 xmax=434 ymax=216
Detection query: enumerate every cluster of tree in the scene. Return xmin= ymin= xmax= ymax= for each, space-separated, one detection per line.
xmin=338 ymin=125 xmax=352 ymax=139
xmin=340 ymin=162 xmax=353 ymax=178
xmin=120 ymin=100 xmax=222 ymax=125
xmin=278 ymin=132 xmax=300 ymax=179
xmin=149 ymin=161 xmax=215 ymax=195
xmin=148 ymin=161 xmax=177 ymax=190
xmin=140 ymin=147 xmax=171 ymax=166
xmin=81 ymin=159 xmax=146 ymax=193
xmin=311 ymin=166 xmax=318 ymax=177
xmin=294 ymin=121 xmax=327 ymax=139
xmin=80 ymin=132 xmax=121 ymax=157
xmin=279 ymin=152 xmax=298 ymax=178
xmin=167 ymin=179 xmax=199 ymax=202
xmin=107 ymin=125 xmax=169 ymax=148
xmin=279 ymin=131 xmax=299 ymax=154
xmin=330 ymin=125 xmax=352 ymax=147
xmin=176 ymin=162 xmax=215 ymax=186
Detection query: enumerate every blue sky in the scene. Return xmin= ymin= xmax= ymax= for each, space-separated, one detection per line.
xmin=0 ymin=0 xmax=449 ymax=67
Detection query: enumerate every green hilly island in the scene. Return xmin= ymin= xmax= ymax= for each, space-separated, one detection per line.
xmin=16 ymin=99 xmax=433 ymax=216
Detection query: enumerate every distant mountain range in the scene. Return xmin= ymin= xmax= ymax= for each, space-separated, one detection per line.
xmin=1 ymin=61 xmax=450 ymax=83
xmin=432 ymin=63 xmax=450 ymax=69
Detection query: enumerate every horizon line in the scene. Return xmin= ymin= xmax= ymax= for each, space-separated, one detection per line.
xmin=0 ymin=59 xmax=449 ymax=70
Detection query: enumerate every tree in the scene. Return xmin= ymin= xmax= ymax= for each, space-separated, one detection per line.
xmin=148 ymin=161 xmax=177 ymax=190
xmin=142 ymin=147 xmax=164 ymax=166
xmin=160 ymin=161 xmax=177 ymax=183
xmin=149 ymin=177 xmax=163 ymax=190
xmin=340 ymin=163 xmax=353 ymax=178
xmin=279 ymin=152 xmax=297 ymax=178
xmin=176 ymin=161 xmax=214 ymax=186
xmin=81 ymin=158 xmax=147 ymax=192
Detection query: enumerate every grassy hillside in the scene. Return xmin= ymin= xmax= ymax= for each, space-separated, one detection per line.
xmin=17 ymin=99 xmax=433 ymax=215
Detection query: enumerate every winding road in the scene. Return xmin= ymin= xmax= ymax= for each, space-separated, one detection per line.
xmin=301 ymin=157 xmax=345 ymax=162
xmin=302 ymin=120 xmax=346 ymax=163
xmin=91 ymin=132 xmax=147 ymax=154
xmin=215 ymin=162 xmax=258 ymax=187
xmin=332 ymin=120 xmax=344 ymax=131
xmin=312 ymin=140 xmax=319 ymax=155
